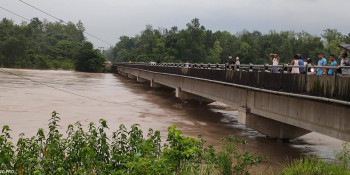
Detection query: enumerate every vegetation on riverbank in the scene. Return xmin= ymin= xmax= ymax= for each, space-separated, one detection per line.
xmin=279 ymin=143 xmax=350 ymax=175
xmin=280 ymin=157 xmax=350 ymax=175
xmin=0 ymin=111 xmax=263 ymax=174
xmin=0 ymin=111 xmax=349 ymax=174
xmin=0 ymin=18 xmax=106 ymax=72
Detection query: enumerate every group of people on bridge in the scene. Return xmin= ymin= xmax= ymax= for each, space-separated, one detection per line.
xmin=228 ymin=49 xmax=350 ymax=76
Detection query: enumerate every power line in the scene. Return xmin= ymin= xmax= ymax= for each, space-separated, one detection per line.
xmin=18 ymin=0 xmax=63 ymax=23
xmin=84 ymin=31 xmax=114 ymax=46
xmin=0 ymin=6 xmax=31 ymax=21
xmin=17 ymin=0 xmax=114 ymax=46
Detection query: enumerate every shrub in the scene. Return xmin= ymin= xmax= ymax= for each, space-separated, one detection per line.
xmin=280 ymin=143 xmax=350 ymax=175
xmin=0 ymin=111 xmax=263 ymax=174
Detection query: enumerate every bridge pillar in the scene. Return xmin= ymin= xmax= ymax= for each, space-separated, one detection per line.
xmin=150 ymin=80 xmax=163 ymax=88
xmin=127 ymin=73 xmax=136 ymax=79
xmin=137 ymin=76 xmax=148 ymax=83
xmin=175 ymin=88 xmax=214 ymax=105
xmin=238 ymin=107 xmax=311 ymax=141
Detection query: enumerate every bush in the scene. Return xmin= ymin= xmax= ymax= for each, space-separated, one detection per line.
xmin=61 ymin=59 xmax=75 ymax=70
xmin=279 ymin=157 xmax=350 ymax=175
xmin=0 ymin=111 xmax=264 ymax=174
xmin=75 ymin=41 xmax=106 ymax=73
xmin=279 ymin=143 xmax=350 ymax=175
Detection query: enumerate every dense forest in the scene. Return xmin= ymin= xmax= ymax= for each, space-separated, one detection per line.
xmin=0 ymin=18 xmax=106 ymax=72
xmin=107 ymin=18 xmax=350 ymax=64
xmin=2 ymin=17 xmax=349 ymax=69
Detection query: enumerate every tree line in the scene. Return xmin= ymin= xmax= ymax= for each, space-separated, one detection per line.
xmin=0 ymin=18 xmax=106 ymax=72
xmin=107 ymin=18 xmax=350 ymax=64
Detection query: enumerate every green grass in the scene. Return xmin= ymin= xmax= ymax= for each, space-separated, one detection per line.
xmin=278 ymin=142 xmax=350 ymax=175
xmin=279 ymin=157 xmax=350 ymax=175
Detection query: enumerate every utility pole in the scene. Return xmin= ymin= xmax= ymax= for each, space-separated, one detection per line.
xmin=98 ymin=47 xmax=104 ymax=54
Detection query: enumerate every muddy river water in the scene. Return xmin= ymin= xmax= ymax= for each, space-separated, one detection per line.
xmin=0 ymin=68 xmax=344 ymax=173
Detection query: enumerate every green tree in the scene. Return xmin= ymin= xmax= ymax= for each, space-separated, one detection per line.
xmin=327 ymin=39 xmax=344 ymax=57
xmin=106 ymin=18 xmax=348 ymax=66
xmin=75 ymin=41 xmax=106 ymax=72
xmin=321 ymin=29 xmax=343 ymax=45
xmin=239 ymin=42 xmax=252 ymax=63
xmin=206 ymin=40 xmax=223 ymax=63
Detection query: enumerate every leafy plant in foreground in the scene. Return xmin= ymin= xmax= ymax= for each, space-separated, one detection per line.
xmin=0 ymin=111 xmax=264 ymax=174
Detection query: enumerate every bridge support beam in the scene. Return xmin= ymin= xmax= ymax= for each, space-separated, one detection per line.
xmin=137 ymin=76 xmax=148 ymax=83
xmin=176 ymin=88 xmax=214 ymax=105
xmin=127 ymin=73 xmax=136 ymax=79
xmin=238 ymin=107 xmax=311 ymax=141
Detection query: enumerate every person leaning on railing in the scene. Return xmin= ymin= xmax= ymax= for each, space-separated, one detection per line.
xmin=316 ymin=54 xmax=327 ymax=76
xmin=340 ymin=51 xmax=350 ymax=76
xmin=328 ymin=54 xmax=338 ymax=76
xmin=305 ymin=58 xmax=316 ymax=75
xmin=297 ymin=54 xmax=306 ymax=74
xmin=228 ymin=56 xmax=235 ymax=66
xmin=235 ymin=57 xmax=240 ymax=65
xmin=291 ymin=55 xmax=300 ymax=74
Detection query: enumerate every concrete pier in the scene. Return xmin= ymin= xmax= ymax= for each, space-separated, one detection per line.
xmin=237 ymin=107 xmax=310 ymax=141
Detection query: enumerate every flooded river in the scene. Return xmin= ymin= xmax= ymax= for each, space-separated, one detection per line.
xmin=0 ymin=68 xmax=344 ymax=173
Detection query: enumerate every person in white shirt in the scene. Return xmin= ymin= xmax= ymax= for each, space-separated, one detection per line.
xmin=291 ymin=55 xmax=300 ymax=74
xmin=269 ymin=53 xmax=280 ymax=73
xmin=235 ymin=57 xmax=240 ymax=65
xmin=340 ymin=51 xmax=350 ymax=75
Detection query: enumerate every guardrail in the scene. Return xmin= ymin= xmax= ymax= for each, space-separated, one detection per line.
xmin=114 ymin=62 xmax=350 ymax=101
xmin=116 ymin=62 xmax=350 ymax=75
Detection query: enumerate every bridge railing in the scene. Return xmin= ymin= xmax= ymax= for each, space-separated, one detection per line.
xmin=119 ymin=62 xmax=350 ymax=75
xmin=114 ymin=62 xmax=350 ymax=101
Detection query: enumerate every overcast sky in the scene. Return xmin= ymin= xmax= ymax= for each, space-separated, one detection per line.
xmin=1 ymin=0 xmax=349 ymax=48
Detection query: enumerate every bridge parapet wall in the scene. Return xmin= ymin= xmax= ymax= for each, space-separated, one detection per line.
xmin=115 ymin=64 xmax=350 ymax=101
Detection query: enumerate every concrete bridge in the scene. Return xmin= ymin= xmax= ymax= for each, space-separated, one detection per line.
xmin=113 ymin=63 xmax=350 ymax=142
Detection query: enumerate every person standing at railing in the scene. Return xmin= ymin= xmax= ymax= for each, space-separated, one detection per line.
xmin=269 ymin=53 xmax=280 ymax=73
xmin=235 ymin=57 xmax=240 ymax=65
xmin=297 ymin=54 xmax=306 ymax=74
xmin=305 ymin=58 xmax=316 ymax=74
xmin=228 ymin=56 xmax=235 ymax=66
xmin=316 ymin=54 xmax=327 ymax=76
xmin=328 ymin=54 xmax=338 ymax=76
xmin=340 ymin=51 xmax=350 ymax=76
xmin=291 ymin=55 xmax=300 ymax=74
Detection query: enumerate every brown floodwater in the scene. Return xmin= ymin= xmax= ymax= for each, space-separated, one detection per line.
xmin=0 ymin=68 xmax=344 ymax=173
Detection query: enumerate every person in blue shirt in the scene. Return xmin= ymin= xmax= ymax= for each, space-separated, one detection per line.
xmin=317 ymin=54 xmax=327 ymax=76
xmin=297 ymin=54 xmax=305 ymax=74
xmin=328 ymin=54 xmax=338 ymax=76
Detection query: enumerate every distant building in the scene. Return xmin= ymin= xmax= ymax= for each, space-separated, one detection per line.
xmin=105 ymin=61 xmax=112 ymax=69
